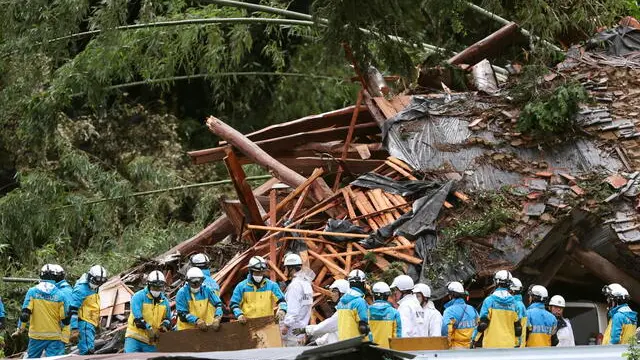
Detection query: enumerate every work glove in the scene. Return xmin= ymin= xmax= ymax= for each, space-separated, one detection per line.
xmin=196 ymin=319 xmax=208 ymax=331
xmin=292 ymin=328 xmax=306 ymax=336
xmin=304 ymin=325 xmax=316 ymax=336
xmin=210 ymin=317 xmax=221 ymax=332
xmin=69 ymin=329 xmax=80 ymax=343
xmin=280 ymin=325 xmax=289 ymax=336
xmin=147 ymin=328 xmax=159 ymax=343
xmin=237 ymin=315 xmax=247 ymax=325
xmin=11 ymin=328 xmax=23 ymax=338
xmin=358 ymin=321 xmax=369 ymax=335
xmin=275 ymin=309 xmax=286 ymax=323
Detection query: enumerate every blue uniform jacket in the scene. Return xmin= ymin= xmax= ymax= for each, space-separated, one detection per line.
xmin=441 ymin=298 xmax=478 ymax=348
xmin=606 ymin=304 xmax=638 ymax=345
xmin=176 ymin=283 xmax=223 ymax=323
xmin=230 ymin=274 xmax=287 ymax=318
xmin=70 ymin=276 xmax=101 ymax=328
xmin=474 ymin=288 xmax=521 ymax=348
xmin=201 ymin=269 xmax=221 ymax=295
xmin=526 ymin=302 xmax=557 ymax=347
xmin=369 ymin=299 xmax=402 ymax=336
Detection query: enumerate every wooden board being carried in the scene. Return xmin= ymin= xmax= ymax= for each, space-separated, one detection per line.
xmin=157 ymin=316 xmax=282 ymax=352
xmin=389 ymin=336 xmax=449 ymax=351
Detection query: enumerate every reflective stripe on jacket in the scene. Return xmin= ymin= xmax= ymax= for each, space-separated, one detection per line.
xmin=526 ymin=302 xmax=557 ymax=347
xmin=22 ymin=281 xmax=67 ymax=341
xmin=369 ymin=300 xmax=402 ymax=348
xmin=478 ymin=288 xmax=520 ymax=348
xmin=603 ymin=304 xmax=638 ymax=345
xmin=230 ymin=274 xmax=286 ymax=319
xmin=125 ymin=288 xmax=171 ymax=344
xmin=175 ymin=284 xmax=223 ymax=330
xmin=336 ymin=288 xmax=368 ymax=340
xmin=441 ymin=298 xmax=478 ymax=348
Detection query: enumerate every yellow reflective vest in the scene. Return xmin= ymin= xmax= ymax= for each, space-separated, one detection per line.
xmin=21 ymin=281 xmax=67 ymax=341
xmin=336 ymin=288 xmax=369 ymax=340
xmin=125 ymin=289 xmax=171 ymax=345
xmin=175 ymin=284 xmax=223 ymax=330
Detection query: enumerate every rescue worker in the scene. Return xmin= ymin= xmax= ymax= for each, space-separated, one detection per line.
xmin=302 ymin=279 xmax=350 ymax=345
xmin=510 ymin=277 xmax=527 ymax=348
xmin=602 ymin=283 xmax=638 ymax=345
xmin=473 ymin=270 xmax=522 ymax=348
xmin=124 ymin=270 xmax=171 ymax=353
xmin=176 ymin=267 xmax=223 ymax=332
xmin=548 ymin=295 xmax=575 ymax=346
xmin=14 ymin=264 xmax=68 ymax=358
xmin=69 ymin=265 xmax=108 ymax=355
xmin=441 ymin=281 xmax=478 ymax=349
xmin=390 ymin=275 xmax=425 ymax=337
xmin=52 ymin=265 xmax=72 ymax=348
xmin=190 ymin=253 xmax=220 ymax=295
xmin=280 ymin=253 xmax=314 ymax=347
xmin=230 ymin=256 xmax=287 ymax=323
xmin=369 ymin=282 xmax=402 ymax=348
xmin=0 ymin=293 xmax=5 ymax=358
xmin=336 ymin=269 xmax=370 ymax=340
xmin=525 ymin=285 xmax=557 ymax=347
xmin=413 ymin=283 xmax=442 ymax=337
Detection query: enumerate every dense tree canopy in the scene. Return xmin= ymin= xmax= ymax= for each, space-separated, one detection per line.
xmin=0 ymin=0 xmax=636 ymax=341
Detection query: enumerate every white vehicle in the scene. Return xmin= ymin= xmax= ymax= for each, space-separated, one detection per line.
xmin=563 ymin=301 xmax=608 ymax=345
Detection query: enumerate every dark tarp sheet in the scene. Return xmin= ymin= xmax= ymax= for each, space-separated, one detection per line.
xmin=323 ymin=219 xmax=367 ymax=243
xmin=351 ymin=173 xmax=440 ymax=198
xmin=588 ymin=26 xmax=640 ymax=56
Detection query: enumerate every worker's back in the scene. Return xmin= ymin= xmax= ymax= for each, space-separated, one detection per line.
xmin=369 ymin=300 xmax=401 ymax=348
xmin=336 ymin=288 xmax=368 ymax=340
xmin=23 ymin=281 xmax=66 ymax=340
xmin=603 ymin=304 xmax=638 ymax=345
xmin=526 ymin=303 xmax=557 ymax=347
xmin=479 ymin=288 xmax=520 ymax=348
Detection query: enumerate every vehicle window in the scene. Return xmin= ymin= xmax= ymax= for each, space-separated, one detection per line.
xmin=564 ymin=306 xmax=598 ymax=345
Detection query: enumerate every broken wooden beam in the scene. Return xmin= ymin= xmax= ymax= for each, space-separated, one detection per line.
xmin=333 ymin=90 xmax=364 ymax=191
xmin=224 ymin=148 xmax=265 ymax=233
xmin=206 ymin=116 xmax=333 ymax=204
xmin=448 ymin=22 xmax=520 ymax=67
xmin=246 ymin=224 xmax=369 ymax=239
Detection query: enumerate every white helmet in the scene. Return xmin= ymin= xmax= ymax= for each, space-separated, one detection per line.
xmin=190 ymin=253 xmax=210 ymax=269
xmin=510 ymin=278 xmax=523 ymax=292
xmin=186 ymin=267 xmax=205 ymax=280
xmin=494 ymin=270 xmax=512 ymax=287
xmin=40 ymin=264 xmax=57 ymax=280
xmin=413 ymin=283 xmax=431 ymax=298
xmin=549 ymin=295 xmax=566 ymax=307
xmin=447 ymin=281 xmax=465 ymax=295
xmin=347 ymin=269 xmax=366 ymax=282
xmin=50 ymin=264 xmax=65 ymax=282
xmin=604 ymin=283 xmax=630 ymax=300
xmin=147 ymin=270 xmax=166 ymax=286
xmin=87 ymin=265 xmax=108 ymax=287
xmin=248 ymin=256 xmax=268 ymax=271
xmin=372 ymin=282 xmax=391 ymax=295
xmin=283 ymin=253 xmax=303 ymax=267
xmin=528 ymin=285 xmax=549 ymax=301
xmin=329 ymin=279 xmax=350 ymax=294
xmin=390 ymin=275 xmax=414 ymax=291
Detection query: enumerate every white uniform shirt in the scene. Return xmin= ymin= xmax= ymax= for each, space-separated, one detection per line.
xmin=556 ymin=317 xmax=575 ymax=346
xmin=307 ymin=312 xmax=339 ymax=345
xmin=397 ymin=293 xmax=426 ymax=337
xmin=422 ymin=300 xmax=443 ymax=337
xmin=282 ymin=269 xmax=314 ymax=334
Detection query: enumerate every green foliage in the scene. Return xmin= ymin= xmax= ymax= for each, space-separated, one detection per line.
xmin=625 ymin=335 xmax=640 ymax=360
xmin=442 ymin=193 xmax=514 ymax=240
xmin=516 ymin=82 xmax=588 ymax=135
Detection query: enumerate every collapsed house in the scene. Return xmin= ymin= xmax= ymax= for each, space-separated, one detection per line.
xmin=78 ymin=22 xmax=640 ymax=355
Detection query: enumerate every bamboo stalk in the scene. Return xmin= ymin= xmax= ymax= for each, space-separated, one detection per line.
xmin=53 ymin=175 xmax=272 ymax=210
xmin=247 ymin=224 xmax=369 ymax=239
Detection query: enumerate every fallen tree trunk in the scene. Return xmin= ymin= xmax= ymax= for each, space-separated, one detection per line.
xmin=206 ymin=116 xmax=333 ymax=203
xmin=448 ymin=22 xmax=520 ymax=66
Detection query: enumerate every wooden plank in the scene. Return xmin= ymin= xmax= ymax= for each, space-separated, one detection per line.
xmin=277 ymin=157 xmax=385 ymax=178
xmin=269 ymin=189 xmax=277 ymax=281
xmin=322 ymin=244 xmax=415 ymax=258
xmin=352 ymin=242 xmax=390 ymax=270
xmin=353 ymin=190 xmax=385 ymax=229
xmin=325 ymin=244 xmax=347 ymax=266
xmin=385 ymin=160 xmax=417 ymax=180
xmin=268 ymin=260 xmax=287 ymax=281
xmin=248 ymin=224 xmax=369 ymax=239
xmin=389 ymin=337 xmax=449 ymax=351
xmin=448 ymin=22 xmax=520 ymax=66
xmin=272 ymin=168 xmax=325 ymax=217
xmin=387 ymin=156 xmax=415 ymax=174
xmin=453 ymin=191 xmax=470 ymax=203
xmin=333 ymin=90 xmax=364 ymax=191
xmin=314 ymin=266 xmax=329 ymax=286
xmin=312 ymin=284 xmax=334 ymax=298
xmin=289 ymin=185 xmax=311 ymax=220
xmin=369 ymin=189 xmax=396 ymax=224
xmin=378 ymin=191 xmax=402 ymax=219
xmin=308 ymin=250 xmax=348 ymax=277
xmin=345 ymin=242 xmax=353 ymax=274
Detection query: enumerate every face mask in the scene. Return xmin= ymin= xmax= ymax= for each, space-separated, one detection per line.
xmin=190 ymin=286 xmax=200 ymax=294
xmin=150 ymin=290 xmax=162 ymax=298
xmin=252 ymin=275 xmax=264 ymax=283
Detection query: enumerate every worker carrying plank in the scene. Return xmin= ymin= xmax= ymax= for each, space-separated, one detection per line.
xmin=176 ymin=267 xmax=223 ymax=332
xmin=441 ymin=281 xmax=478 ymax=349
xmin=472 ymin=270 xmax=522 ymax=348
xmin=298 ymin=279 xmax=350 ymax=345
xmin=280 ymin=253 xmax=314 ymax=346
xmin=602 ymin=283 xmax=637 ymax=345
xmin=189 ymin=253 xmax=221 ymax=295
xmin=336 ymin=269 xmax=370 ymax=340
xmin=230 ymin=256 xmax=287 ymax=324
xmin=124 ymin=270 xmax=172 ymax=353
xmin=68 ymin=265 xmax=108 ymax=355
xmin=369 ymin=282 xmax=401 ymax=348
xmin=390 ymin=275 xmax=424 ymax=338
xmin=525 ymin=285 xmax=557 ymax=347
xmin=13 ymin=264 xmax=68 ymax=358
